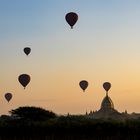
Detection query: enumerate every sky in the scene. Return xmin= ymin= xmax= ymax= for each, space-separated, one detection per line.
xmin=1 ymin=0 xmax=140 ymax=115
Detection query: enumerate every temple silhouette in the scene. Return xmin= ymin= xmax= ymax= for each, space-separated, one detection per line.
xmin=86 ymin=82 xmax=140 ymax=120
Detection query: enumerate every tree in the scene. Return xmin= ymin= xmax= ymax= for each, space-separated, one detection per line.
xmin=9 ymin=106 xmax=56 ymax=121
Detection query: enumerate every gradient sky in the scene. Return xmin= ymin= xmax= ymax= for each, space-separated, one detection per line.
xmin=1 ymin=0 xmax=140 ymax=115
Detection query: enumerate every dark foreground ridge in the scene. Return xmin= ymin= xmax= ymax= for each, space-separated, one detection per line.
xmin=0 ymin=106 xmax=140 ymax=140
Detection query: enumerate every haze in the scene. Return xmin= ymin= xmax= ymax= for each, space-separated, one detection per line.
xmin=1 ymin=0 xmax=140 ymax=115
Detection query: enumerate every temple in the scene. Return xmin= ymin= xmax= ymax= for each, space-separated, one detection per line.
xmin=87 ymin=94 xmax=128 ymax=120
xmin=86 ymin=82 xmax=140 ymax=120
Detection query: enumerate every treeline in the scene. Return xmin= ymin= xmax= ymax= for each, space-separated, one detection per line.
xmin=0 ymin=106 xmax=140 ymax=140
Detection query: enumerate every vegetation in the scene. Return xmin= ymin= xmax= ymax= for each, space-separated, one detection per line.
xmin=9 ymin=106 xmax=56 ymax=121
xmin=0 ymin=106 xmax=140 ymax=140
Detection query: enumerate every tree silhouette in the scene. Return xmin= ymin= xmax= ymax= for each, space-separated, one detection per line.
xmin=9 ymin=106 xmax=56 ymax=121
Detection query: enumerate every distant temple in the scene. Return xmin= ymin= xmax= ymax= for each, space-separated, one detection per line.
xmin=86 ymin=82 xmax=140 ymax=120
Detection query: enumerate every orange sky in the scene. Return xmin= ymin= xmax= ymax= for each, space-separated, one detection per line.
xmin=1 ymin=0 xmax=140 ymax=115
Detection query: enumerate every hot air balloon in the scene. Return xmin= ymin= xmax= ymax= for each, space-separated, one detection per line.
xmin=103 ymin=82 xmax=111 ymax=95
xmin=65 ymin=12 xmax=78 ymax=29
xmin=18 ymin=74 xmax=31 ymax=89
xmin=79 ymin=80 xmax=88 ymax=92
xmin=5 ymin=93 xmax=12 ymax=102
xmin=24 ymin=47 xmax=31 ymax=56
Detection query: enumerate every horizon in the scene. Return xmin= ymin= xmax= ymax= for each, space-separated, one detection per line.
xmin=1 ymin=0 xmax=140 ymax=115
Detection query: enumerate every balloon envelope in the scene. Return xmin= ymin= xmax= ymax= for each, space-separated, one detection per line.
xmin=65 ymin=12 xmax=78 ymax=29
xmin=5 ymin=93 xmax=12 ymax=102
xmin=79 ymin=80 xmax=88 ymax=92
xmin=18 ymin=74 xmax=31 ymax=89
xmin=103 ymin=82 xmax=111 ymax=92
xmin=24 ymin=47 xmax=31 ymax=56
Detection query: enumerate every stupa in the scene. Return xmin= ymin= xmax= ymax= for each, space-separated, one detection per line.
xmin=88 ymin=82 xmax=127 ymax=120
